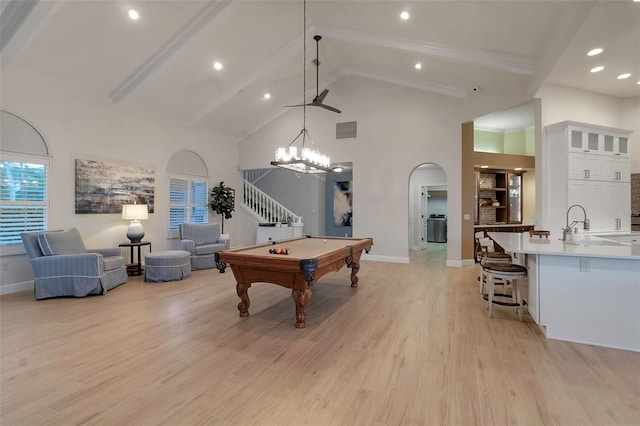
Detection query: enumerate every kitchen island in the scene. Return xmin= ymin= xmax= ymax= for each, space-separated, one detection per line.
xmin=488 ymin=232 xmax=640 ymax=352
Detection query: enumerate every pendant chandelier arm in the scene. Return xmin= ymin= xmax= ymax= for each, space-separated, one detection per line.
xmin=284 ymin=128 xmax=306 ymax=148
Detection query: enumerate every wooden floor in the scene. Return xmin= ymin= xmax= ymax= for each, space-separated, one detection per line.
xmin=1 ymin=244 xmax=639 ymax=425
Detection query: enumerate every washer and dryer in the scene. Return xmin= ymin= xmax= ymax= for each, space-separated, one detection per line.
xmin=427 ymin=214 xmax=447 ymax=243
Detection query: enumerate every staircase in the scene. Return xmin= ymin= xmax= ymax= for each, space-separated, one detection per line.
xmin=241 ymin=172 xmax=302 ymax=224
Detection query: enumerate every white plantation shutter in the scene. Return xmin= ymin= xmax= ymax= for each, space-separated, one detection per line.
xmin=0 ymin=156 xmax=49 ymax=246
xmin=168 ymin=174 xmax=208 ymax=237
xmin=190 ymin=180 xmax=208 ymax=224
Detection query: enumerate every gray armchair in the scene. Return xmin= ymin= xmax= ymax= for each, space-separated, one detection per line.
xmin=21 ymin=228 xmax=128 ymax=300
xmin=179 ymin=223 xmax=229 ymax=271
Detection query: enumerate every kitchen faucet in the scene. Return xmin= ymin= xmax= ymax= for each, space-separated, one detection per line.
xmin=562 ymin=204 xmax=590 ymax=241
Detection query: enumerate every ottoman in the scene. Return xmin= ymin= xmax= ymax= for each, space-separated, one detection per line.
xmin=144 ymin=250 xmax=192 ymax=282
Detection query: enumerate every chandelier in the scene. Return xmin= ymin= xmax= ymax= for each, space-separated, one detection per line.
xmin=271 ymin=0 xmax=332 ymax=174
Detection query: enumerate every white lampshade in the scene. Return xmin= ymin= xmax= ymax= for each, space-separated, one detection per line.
xmin=122 ymin=204 xmax=148 ymax=243
xmin=122 ymin=204 xmax=148 ymax=221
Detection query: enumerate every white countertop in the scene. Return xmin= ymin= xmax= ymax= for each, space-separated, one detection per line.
xmin=475 ymin=223 xmax=534 ymax=228
xmin=488 ymin=232 xmax=640 ymax=260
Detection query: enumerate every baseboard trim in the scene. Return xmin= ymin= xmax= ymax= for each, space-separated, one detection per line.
xmin=362 ymin=254 xmax=410 ymax=264
xmin=0 ymin=280 xmax=33 ymax=296
xmin=446 ymin=259 xmax=476 ymax=268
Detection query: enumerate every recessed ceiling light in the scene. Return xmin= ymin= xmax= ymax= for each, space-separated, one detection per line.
xmin=400 ymin=10 xmax=410 ymax=20
xmin=480 ymin=165 xmax=489 ymax=169
xmin=213 ymin=61 xmax=223 ymax=71
xmin=617 ymin=73 xmax=631 ymax=80
xmin=414 ymin=63 xmax=422 ymax=70
xmin=514 ymin=167 xmax=522 ymax=171
xmin=637 ymin=80 xmax=640 ymax=85
xmin=263 ymin=93 xmax=271 ymax=99
xmin=587 ymin=48 xmax=603 ymax=56
xmin=128 ymin=9 xmax=139 ymax=20
xmin=332 ymin=167 xmax=344 ymax=172
xmin=590 ymin=66 xmax=604 ymax=73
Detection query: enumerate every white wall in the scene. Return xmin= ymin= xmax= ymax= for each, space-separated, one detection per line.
xmin=523 ymin=170 xmax=536 ymax=224
xmin=239 ymin=76 xmax=519 ymax=264
xmin=621 ymin=96 xmax=640 ymax=173
xmin=0 ymin=67 xmax=239 ymax=294
xmin=535 ymin=83 xmax=640 ymax=231
xmin=254 ymin=169 xmax=325 ymax=236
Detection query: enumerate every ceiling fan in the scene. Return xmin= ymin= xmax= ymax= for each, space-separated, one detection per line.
xmin=285 ymin=35 xmax=341 ymax=114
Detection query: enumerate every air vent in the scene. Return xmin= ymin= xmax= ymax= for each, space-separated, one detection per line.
xmin=336 ymin=121 xmax=357 ymax=139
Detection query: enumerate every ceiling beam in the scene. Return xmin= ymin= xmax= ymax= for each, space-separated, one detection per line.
xmin=0 ymin=0 xmax=56 ymax=71
xmin=0 ymin=0 xmax=38 ymax=52
xmin=316 ymin=24 xmax=536 ymax=76
xmin=109 ymin=0 xmax=233 ymax=104
xmin=340 ymin=66 xmax=467 ymax=99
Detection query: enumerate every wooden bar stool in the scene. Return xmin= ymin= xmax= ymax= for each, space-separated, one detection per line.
xmin=476 ymin=232 xmax=512 ymax=294
xmin=482 ymin=262 xmax=527 ymax=321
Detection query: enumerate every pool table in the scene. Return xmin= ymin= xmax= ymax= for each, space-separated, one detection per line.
xmin=216 ymin=236 xmax=373 ymax=328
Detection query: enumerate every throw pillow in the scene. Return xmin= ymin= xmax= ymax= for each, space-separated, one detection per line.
xmin=38 ymin=228 xmax=87 ymax=256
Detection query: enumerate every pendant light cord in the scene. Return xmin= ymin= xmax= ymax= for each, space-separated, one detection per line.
xmin=302 ymin=0 xmax=307 ymax=140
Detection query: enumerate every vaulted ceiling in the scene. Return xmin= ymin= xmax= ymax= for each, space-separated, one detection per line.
xmin=1 ymin=0 xmax=638 ymax=138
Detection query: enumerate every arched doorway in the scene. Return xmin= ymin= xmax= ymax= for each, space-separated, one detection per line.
xmin=409 ymin=163 xmax=448 ymax=253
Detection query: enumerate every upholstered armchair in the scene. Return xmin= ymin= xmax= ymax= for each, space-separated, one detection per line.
xmin=179 ymin=223 xmax=230 ymax=271
xmin=21 ymin=228 xmax=128 ymax=300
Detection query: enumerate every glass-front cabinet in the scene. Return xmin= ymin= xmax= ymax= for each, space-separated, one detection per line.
xmin=475 ymin=169 xmax=524 ymax=225
xmin=508 ymin=173 xmax=522 ymax=223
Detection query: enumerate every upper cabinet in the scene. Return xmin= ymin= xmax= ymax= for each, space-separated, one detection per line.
xmin=569 ymin=128 xmax=600 ymax=153
xmin=544 ymin=121 xmax=633 ymax=233
xmin=475 ymin=169 xmax=524 ymax=225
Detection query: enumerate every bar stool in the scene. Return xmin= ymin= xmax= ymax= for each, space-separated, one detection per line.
xmin=482 ymin=262 xmax=527 ymax=321
xmin=476 ymin=232 xmax=512 ymax=294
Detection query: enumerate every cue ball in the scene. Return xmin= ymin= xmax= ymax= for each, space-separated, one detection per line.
xmin=323 ymin=239 xmax=327 ymax=243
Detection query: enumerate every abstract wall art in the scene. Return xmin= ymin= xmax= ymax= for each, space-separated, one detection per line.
xmin=333 ymin=180 xmax=352 ymax=227
xmin=75 ymin=159 xmax=155 ymax=214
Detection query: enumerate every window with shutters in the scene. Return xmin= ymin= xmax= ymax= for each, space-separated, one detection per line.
xmin=168 ymin=174 xmax=208 ymax=238
xmin=0 ymin=154 xmax=49 ymax=247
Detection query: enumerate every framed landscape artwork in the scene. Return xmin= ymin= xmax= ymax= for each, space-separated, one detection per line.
xmin=75 ymin=159 xmax=155 ymax=214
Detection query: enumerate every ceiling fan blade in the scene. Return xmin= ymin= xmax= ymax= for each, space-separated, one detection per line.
xmin=284 ymin=103 xmax=308 ymax=108
xmin=319 ymin=103 xmax=342 ymax=114
xmin=315 ymin=89 xmax=329 ymax=103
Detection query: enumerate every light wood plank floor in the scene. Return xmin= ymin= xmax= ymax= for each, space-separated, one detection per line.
xmin=2 ymin=244 xmax=639 ymax=425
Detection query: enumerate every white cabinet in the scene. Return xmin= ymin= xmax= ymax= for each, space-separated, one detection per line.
xmin=601 ymin=156 xmax=630 ymax=182
xmin=545 ymin=121 xmax=632 ymax=233
xmin=567 ymin=180 xmax=602 ymax=230
xmin=256 ymin=224 xmax=304 ymax=243
xmin=601 ymin=182 xmax=631 ymax=231
xmin=568 ymin=128 xmax=600 ymax=153
xmin=568 ymin=152 xmax=603 ymax=180
xmin=603 ymin=134 xmax=629 ymax=156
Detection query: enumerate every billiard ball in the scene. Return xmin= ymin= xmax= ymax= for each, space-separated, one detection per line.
xmin=322 ymin=239 xmax=327 ymax=243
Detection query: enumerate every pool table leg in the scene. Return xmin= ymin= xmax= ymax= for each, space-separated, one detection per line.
xmin=292 ymin=288 xmax=312 ymax=329
xmin=349 ymin=260 xmax=360 ymax=288
xmin=237 ymin=282 xmax=251 ymax=317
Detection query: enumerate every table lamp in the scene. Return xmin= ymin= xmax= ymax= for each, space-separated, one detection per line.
xmin=122 ymin=204 xmax=148 ymax=243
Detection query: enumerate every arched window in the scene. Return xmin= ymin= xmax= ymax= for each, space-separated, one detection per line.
xmin=0 ymin=110 xmax=50 ymax=252
xmin=166 ymin=150 xmax=209 ymax=238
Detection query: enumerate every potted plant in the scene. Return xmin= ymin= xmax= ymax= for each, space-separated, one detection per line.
xmin=210 ymin=181 xmax=235 ymax=234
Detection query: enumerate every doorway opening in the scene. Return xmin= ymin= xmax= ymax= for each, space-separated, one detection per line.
xmin=409 ymin=163 xmax=448 ymax=253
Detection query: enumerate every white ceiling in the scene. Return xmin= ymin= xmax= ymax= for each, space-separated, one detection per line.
xmin=1 ymin=0 xmax=638 ymax=138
